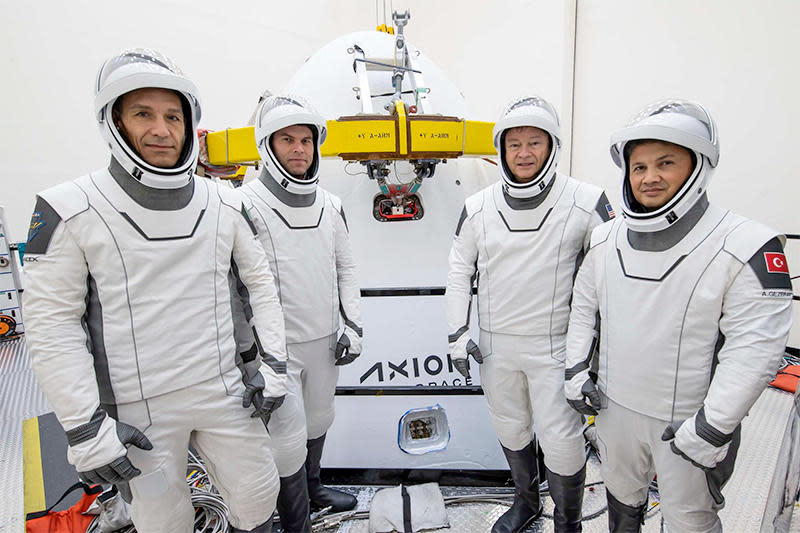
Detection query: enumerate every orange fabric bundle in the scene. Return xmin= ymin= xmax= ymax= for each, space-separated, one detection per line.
xmin=770 ymin=364 xmax=800 ymax=394
xmin=26 ymin=482 xmax=102 ymax=533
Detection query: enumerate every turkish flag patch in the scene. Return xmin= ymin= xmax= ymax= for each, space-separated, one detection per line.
xmin=764 ymin=252 xmax=789 ymax=274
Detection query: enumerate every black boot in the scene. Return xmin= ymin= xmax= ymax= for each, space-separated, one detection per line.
xmin=306 ymin=434 xmax=357 ymax=512
xmin=606 ymin=491 xmax=646 ymax=533
xmin=230 ymin=517 xmax=273 ymax=533
xmin=276 ymin=466 xmax=312 ymax=533
xmin=545 ymin=465 xmax=585 ymax=533
xmin=492 ymin=442 xmax=543 ymax=533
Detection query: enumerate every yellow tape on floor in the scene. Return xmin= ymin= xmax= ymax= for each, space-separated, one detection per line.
xmin=22 ymin=417 xmax=45 ymax=515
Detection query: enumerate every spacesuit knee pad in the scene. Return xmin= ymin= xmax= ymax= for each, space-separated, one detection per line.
xmin=538 ymin=435 xmax=586 ymax=476
xmin=495 ymin=429 xmax=534 ymax=453
xmin=223 ymin=464 xmax=280 ymax=531
xmin=662 ymin=507 xmax=722 ymax=533
xmin=306 ymin=407 xmax=335 ymax=440
xmin=129 ymin=477 xmax=194 ymax=533
xmin=269 ymin=429 xmax=309 ymax=477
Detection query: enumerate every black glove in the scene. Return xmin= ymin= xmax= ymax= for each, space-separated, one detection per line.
xmin=78 ymin=421 xmax=153 ymax=485
xmin=334 ymin=327 xmax=362 ymax=366
xmin=566 ymin=379 xmax=601 ymax=416
xmin=243 ymin=371 xmax=285 ymax=424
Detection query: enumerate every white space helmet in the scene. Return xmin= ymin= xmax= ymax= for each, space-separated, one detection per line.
xmin=254 ymin=94 xmax=327 ymax=195
xmin=95 ymin=48 xmax=201 ymax=189
xmin=610 ymin=99 xmax=719 ymax=232
xmin=492 ymin=96 xmax=561 ymax=199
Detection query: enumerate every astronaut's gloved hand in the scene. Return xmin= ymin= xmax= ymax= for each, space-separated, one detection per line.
xmin=243 ymin=371 xmax=285 ymax=423
xmin=449 ymin=329 xmax=483 ymax=379
xmin=661 ymin=409 xmax=732 ymax=470
xmin=565 ymin=377 xmax=601 ymax=416
xmin=334 ymin=324 xmax=362 ymax=366
xmin=67 ymin=410 xmax=153 ymax=485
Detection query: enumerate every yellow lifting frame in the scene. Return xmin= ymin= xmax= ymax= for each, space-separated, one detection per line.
xmin=206 ymin=116 xmax=496 ymax=166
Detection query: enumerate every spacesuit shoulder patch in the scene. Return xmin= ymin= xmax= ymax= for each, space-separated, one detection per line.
xmin=38 ymin=180 xmax=89 ymax=222
xmin=572 ymin=179 xmax=612 ymax=219
xmin=463 ymin=189 xmax=485 ymax=217
xmin=216 ymin=181 xmax=246 ymax=210
xmin=593 ymin=192 xmax=615 ymax=222
xmin=746 ymin=237 xmax=792 ymax=293
xmin=722 ymin=216 xmax=778 ymax=263
xmin=588 ymin=219 xmax=615 ymax=249
xmin=25 ymin=196 xmax=62 ymax=255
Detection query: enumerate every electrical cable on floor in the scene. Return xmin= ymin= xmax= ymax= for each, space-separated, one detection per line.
xmin=86 ymin=446 xmax=669 ymax=531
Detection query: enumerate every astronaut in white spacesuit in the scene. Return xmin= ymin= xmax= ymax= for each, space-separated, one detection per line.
xmin=22 ymin=49 xmax=287 ymax=533
xmin=445 ymin=96 xmax=614 ymax=533
xmin=564 ymin=100 xmax=794 ymax=532
xmin=238 ymin=95 xmax=363 ymax=532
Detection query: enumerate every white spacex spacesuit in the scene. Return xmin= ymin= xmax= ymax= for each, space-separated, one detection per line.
xmin=238 ymin=95 xmax=363 ymax=528
xmin=446 ymin=96 xmax=613 ymax=533
xmin=23 ymin=49 xmax=286 ymax=533
xmin=564 ymin=100 xmax=793 ymax=532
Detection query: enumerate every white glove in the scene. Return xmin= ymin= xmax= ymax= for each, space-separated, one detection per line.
xmin=565 ymin=377 xmax=601 ymax=416
xmin=449 ymin=328 xmax=482 ymax=379
xmin=335 ymin=324 xmax=363 ymax=366
xmin=66 ymin=409 xmax=153 ymax=485
xmin=661 ymin=409 xmax=732 ymax=469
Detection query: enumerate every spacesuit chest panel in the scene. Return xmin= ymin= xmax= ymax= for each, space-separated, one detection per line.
xmin=476 ymin=177 xmax=590 ymax=335
xmin=246 ymin=182 xmax=338 ymax=343
xmin=598 ymin=207 xmax=739 ymax=420
xmin=69 ymin=171 xmax=236 ymax=402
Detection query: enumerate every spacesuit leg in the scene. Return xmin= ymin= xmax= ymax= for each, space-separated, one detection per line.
xmin=265 ymin=353 xmax=309 ymax=477
xmin=593 ymin=399 xmax=653 ymax=532
xmin=478 ymin=334 xmax=535 ymax=451
xmin=650 ymin=424 xmax=722 ymax=533
xmin=191 ymin=367 xmax=280 ymax=531
xmin=527 ymin=335 xmax=587 ymax=532
xmin=295 ymin=334 xmax=356 ymax=512
xmin=298 ymin=335 xmax=339 ymax=439
xmin=264 ymin=349 xmax=311 ymax=531
xmin=116 ymin=392 xmax=198 ymax=533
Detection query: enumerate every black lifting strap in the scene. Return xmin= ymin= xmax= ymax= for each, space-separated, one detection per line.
xmin=401 ymin=484 xmax=413 ymax=533
xmin=25 ymin=481 xmax=103 ymax=520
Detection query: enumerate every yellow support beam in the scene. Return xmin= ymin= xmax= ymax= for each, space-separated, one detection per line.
xmin=408 ymin=118 xmax=464 ymax=157
xmin=463 ymin=120 xmax=496 ymax=155
xmin=323 ymin=117 xmax=397 ymax=159
xmin=206 ymin=115 xmax=497 ymax=166
xmin=206 ymin=127 xmax=259 ymax=166
xmin=394 ymin=100 xmax=408 ymax=156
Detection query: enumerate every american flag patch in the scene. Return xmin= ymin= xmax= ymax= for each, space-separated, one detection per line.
xmin=605 ymin=204 xmax=615 ymax=218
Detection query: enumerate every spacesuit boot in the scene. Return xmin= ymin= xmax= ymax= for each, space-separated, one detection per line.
xmin=545 ymin=465 xmax=585 ymax=532
xmin=230 ymin=518 xmax=273 ymax=533
xmin=493 ymin=443 xmax=542 ymax=533
xmin=306 ymin=434 xmax=357 ymax=512
xmin=276 ymin=466 xmax=312 ymax=533
xmin=606 ymin=491 xmax=646 ymax=533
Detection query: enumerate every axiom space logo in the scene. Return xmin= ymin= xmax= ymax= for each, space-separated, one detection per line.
xmin=359 ymin=353 xmax=473 ymax=387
